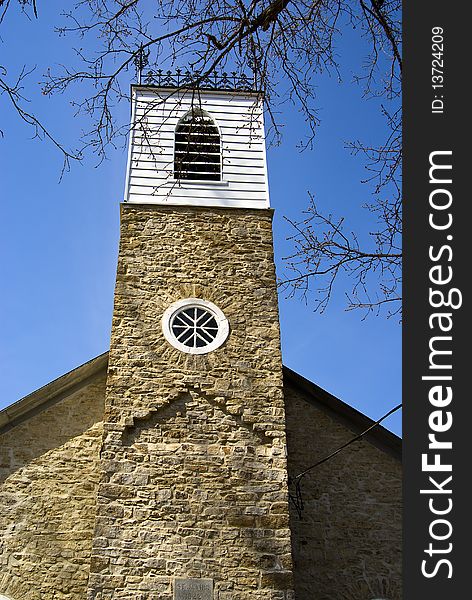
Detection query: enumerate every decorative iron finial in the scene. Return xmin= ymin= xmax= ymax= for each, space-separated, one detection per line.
xmin=134 ymin=44 xmax=150 ymax=84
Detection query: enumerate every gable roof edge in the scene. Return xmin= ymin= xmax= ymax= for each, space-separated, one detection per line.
xmin=1 ymin=353 xmax=401 ymax=462
xmin=0 ymin=352 xmax=109 ymax=434
xmin=282 ymin=365 xmax=402 ymax=461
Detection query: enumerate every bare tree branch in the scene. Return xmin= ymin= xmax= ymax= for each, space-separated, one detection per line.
xmin=0 ymin=0 xmax=402 ymax=316
xmin=280 ymin=188 xmax=401 ymax=318
xmin=0 ymin=64 xmax=81 ymax=174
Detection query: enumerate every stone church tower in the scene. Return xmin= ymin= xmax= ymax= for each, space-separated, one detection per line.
xmin=0 ymin=73 xmax=402 ymax=600
xmin=88 ymin=78 xmax=294 ymax=599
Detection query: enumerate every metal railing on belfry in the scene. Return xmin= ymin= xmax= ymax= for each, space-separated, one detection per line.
xmin=140 ymin=68 xmax=256 ymax=92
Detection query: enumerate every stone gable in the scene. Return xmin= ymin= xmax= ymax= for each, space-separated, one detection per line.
xmin=0 ymin=361 xmax=401 ymax=599
xmin=0 ymin=370 xmax=106 ymax=600
xmin=284 ymin=380 xmax=402 ymax=600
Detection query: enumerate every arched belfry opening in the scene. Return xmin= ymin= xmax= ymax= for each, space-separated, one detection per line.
xmin=174 ymin=107 xmax=221 ymax=181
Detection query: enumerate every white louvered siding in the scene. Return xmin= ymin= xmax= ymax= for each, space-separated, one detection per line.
xmin=124 ymin=88 xmax=270 ymax=208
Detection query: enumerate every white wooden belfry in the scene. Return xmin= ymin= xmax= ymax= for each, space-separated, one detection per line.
xmin=124 ymin=81 xmax=270 ymax=209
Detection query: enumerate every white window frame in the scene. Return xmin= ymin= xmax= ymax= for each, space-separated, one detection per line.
xmin=161 ymin=298 xmax=229 ymax=355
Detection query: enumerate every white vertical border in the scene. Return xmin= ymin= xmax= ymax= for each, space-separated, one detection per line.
xmin=123 ymin=87 xmax=137 ymax=202
xmin=259 ymin=95 xmax=271 ymax=207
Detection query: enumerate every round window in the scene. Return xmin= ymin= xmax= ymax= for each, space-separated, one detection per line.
xmin=162 ymin=298 xmax=229 ymax=354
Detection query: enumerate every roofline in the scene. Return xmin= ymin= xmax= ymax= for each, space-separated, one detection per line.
xmin=0 ymin=353 xmax=401 ymax=461
xmin=282 ymin=365 xmax=402 ymax=461
xmin=0 ymin=352 xmax=109 ymax=434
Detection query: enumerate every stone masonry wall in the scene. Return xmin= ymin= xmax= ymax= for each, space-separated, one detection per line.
xmin=284 ymin=382 xmax=402 ymax=600
xmin=0 ymin=371 xmax=106 ymax=600
xmin=88 ymin=205 xmax=294 ymax=600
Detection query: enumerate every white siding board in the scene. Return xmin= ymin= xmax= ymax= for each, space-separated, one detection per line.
xmin=129 ymin=179 xmax=267 ymax=193
xmin=125 ymin=87 xmax=269 ymax=208
xmin=128 ymin=164 xmax=265 ymax=180
xmin=129 ymin=169 xmax=267 ymax=183
xmin=134 ymin=106 xmax=262 ymax=118
xmin=128 ymin=180 xmax=266 ymax=193
xmin=130 ymin=152 xmax=263 ymax=165
xmin=137 ymin=131 xmax=261 ymax=144
xmin=133 ymin=147 xmax=264 ymax=159
xmin=133 ymin=113 xmax=262 ymax=127
xmin=131 ymin=148 xmax=264 ymax=162
xmin=127 ymin=195 xmax=265 ymax=209
xmin=135 ymin=97 xmax=262 ymax=112
xmin=133 ymin=112 xmax=262 ymax=124
xmin=130 ymin=152 xmax=266 ymax=163
xmin=133 ymin=135 xmax=252 ymax=147
xmin=129 ymin=167 xmax=267 ymax=181
xmin=129 ymin=186 xmax=265 ymax=200
xmin=133 ymin=133 xmax=264 ymax=145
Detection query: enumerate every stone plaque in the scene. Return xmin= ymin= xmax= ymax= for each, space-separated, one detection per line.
xmin=174 ymin=578 xmax=213 ymax=600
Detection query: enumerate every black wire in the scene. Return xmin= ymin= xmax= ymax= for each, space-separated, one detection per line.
xmin=287 ymin=403 xmax=402 ymax=516
xmin=294 ymin=403 xmax=402 ymax=482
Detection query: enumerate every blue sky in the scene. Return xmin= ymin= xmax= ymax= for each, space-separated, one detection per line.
xmin=0 ymin=3 xmax=401 ymax=435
